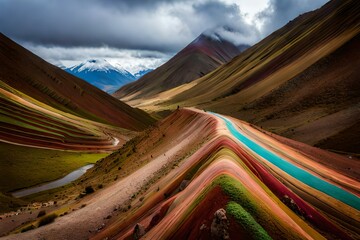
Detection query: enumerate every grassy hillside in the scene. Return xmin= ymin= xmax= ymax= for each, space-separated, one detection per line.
xmin=0 ymin=142 xmax=108 ymax=193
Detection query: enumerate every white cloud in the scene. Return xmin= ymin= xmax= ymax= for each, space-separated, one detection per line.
xmin=22 ymin=43 xmax=170 ymax=74
xmin=221 ymin=0 xmax=269 ymax=24
xmin=203 ymin=25 xmax=260 ymax=46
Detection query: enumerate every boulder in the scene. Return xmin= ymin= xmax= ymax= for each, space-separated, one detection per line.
xmin=133 ymin=223 xmax=146 ymax=239
xmin=210 ymin=208 xmax=229 ymax=239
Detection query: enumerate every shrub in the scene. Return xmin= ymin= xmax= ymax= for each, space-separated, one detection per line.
xmin=21 ymin=225 xmax=36 ymax=232
xmin=37 ymin=210 xmax=46 ymax=218
xmin=227 ymin=202 xmax=271 ymax=240
xmin=38 ymin=213 xmax=58 ymax=227
xmin=85 ymin=186 xmax=94 ymax=194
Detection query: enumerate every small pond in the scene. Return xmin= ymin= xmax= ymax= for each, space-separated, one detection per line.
xmin=12 ymin=164 xmax=94 ymax=198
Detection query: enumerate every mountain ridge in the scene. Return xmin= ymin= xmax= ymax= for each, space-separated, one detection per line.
xmin=121 ymin=0 xmax=360 ymax=154
xmin=114 ymin=28 xmax=247 ymax=100
xmin=0 ymin=33 xmax=155 ymax=131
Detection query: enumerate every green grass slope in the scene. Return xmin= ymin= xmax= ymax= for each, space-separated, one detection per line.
xmin=0 ymin=142 xmax=108 ymax=193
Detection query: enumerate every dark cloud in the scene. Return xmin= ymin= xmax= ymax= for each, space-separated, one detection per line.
xmin=0 ymin=0 xmax=192 ymax=52
xmin=100 ymin=0 xmax=190 ymax=8
xmin=190 ymin=1 xmax=246 ymax=34
xmin=0 ymin=0 xmax=260 ymax=52
xmin=257 ymin=0 xmax=329 ymax=36
xmin=170 ymin=0 xmax=260 ymax=45
xmin=130 ymin=51 xmax=167 ymax=59
xmin=192 ymin=1 xmax=260 ymax=44
xmin=0 ymin=0 xmax=331 ymax=68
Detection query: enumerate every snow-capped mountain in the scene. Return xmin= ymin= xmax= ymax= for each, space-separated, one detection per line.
xmin=64 ymin=59 xmax=136 ymax=93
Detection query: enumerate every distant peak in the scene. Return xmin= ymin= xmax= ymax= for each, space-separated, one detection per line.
xmin=69 ymin=59 xmax=129 ymax=74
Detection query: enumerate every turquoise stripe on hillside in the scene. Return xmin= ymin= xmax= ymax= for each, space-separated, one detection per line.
xmin=211 ymin=112 xmax=360 ymax=211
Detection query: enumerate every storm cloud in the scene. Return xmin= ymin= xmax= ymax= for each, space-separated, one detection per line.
xmin=0 ymin=0 xmax=258 ymax=52
xmin=0 ymin=0 xmax=329 ymax=72
xmin=257 ymin=0 xmax=329 ymax=35
xmin=0 ymin=0 xmax=186 ymax=52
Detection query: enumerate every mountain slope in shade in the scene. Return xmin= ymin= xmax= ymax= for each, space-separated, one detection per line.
xmin=131 ymin=0 xmax=360 ymax=154
xmin=114 ymin=27 xmax=246 ymax=100
xmin=0 ymin=33 xmax=155 ymax=131
xmin=65 ymin=59 xmax=136 ymax=94
xmin=6 ymin=109 xmax=359 ymax=239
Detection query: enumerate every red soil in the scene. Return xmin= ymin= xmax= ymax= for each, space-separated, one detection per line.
xmin=171 ymin=186 xmax=249 ymax=240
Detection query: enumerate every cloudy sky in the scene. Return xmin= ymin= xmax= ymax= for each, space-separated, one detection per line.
xmin=0 ymin=0 xmax=328 ymax=73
